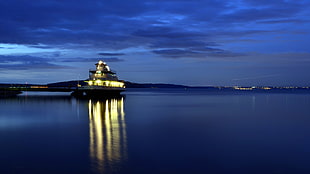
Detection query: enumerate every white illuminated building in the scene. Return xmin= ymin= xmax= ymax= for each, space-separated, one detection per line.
xmin=85 ymin=60 xmax=125 ymax=88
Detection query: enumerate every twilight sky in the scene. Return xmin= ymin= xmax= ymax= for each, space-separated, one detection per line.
xmin=0 ymin=0 xmax=310 ymax=86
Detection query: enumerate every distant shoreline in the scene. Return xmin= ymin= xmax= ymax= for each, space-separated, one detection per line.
xmin=1 ymin=80 xmax=310 ymax=93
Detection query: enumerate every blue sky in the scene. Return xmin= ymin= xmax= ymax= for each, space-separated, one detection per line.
xmin=0 ymin=0 xmax=309 ymax=86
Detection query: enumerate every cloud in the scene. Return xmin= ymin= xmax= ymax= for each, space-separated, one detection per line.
xmin=133 ymin=26 xmax=207 ymax=39
xmin=230 ymin=52 xmax=310 ymax=65
xmin=98 ymin=52 xmax=125 ymax=56
xmin=0 ymin=0 xmax=309 ymax=59
xmin=28 ymin=44 xmax=56 ymax=49
xmin=0 ymin=55 xmax=66 ymax=70
xmin=224 ymin=0 xmax=305 ymax=20
xmin=232 ymin=74 xmax=281 ymax=82
xmin=102 ymin=58 xmax=124 ymax=62
xmin=257 ymin=19 xmax=310 ymax=24
xmin=152 ymin=48 xmax=244 ymax=59
xmin=61 ymin=57 xmax=124 ymax=62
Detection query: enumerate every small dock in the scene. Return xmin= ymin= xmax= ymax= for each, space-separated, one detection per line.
xmin=0 ymin=84 xmax=124 ymax=97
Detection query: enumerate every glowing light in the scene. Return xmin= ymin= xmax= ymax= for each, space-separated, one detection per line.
xmin=88 ymin=97 xmax=127 ymax=173
xmin=96 ymin=60 xmax=110 ymax=71
xmin=88 ymin=81 xmax=93 ymax=85
xmin=106 ymin=65 xmax=110 ymax=71
xmin=30 ymin=86 xmax=48 ymax=89
xmin=86 ymin=80 xmax=125 ymax=88
xmin=233 ymin=86 xmax=253 ymax=90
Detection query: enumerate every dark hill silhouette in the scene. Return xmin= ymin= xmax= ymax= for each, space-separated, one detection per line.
xmin=47 ymin=80 xmax=188 ymax=88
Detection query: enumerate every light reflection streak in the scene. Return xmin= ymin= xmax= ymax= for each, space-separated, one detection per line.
xmin=88 ymin=97 xmax=127 ymax=173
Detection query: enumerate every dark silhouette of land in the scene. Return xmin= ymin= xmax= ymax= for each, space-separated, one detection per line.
xmin=1 ymin=80 xmax=310 ymax=94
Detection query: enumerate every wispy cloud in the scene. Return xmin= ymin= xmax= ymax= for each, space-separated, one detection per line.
xmin=152 ymin=48 xmax=245 ymax=59
xmin=232 ymin=74 xmax=280 ymax=81
xmin=0 ymin=55 xmax=66 ymax=70
xmin=61 ymin=57 xmax=124 ymax=62
xmin=0 ymin=0 xmax=308 ymax=54
xmin=98 ymin=52 xmax=125 ymax=56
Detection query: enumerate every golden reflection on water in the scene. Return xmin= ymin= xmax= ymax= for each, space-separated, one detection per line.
xmin=88 ymin=97 xmax=127 ymax=173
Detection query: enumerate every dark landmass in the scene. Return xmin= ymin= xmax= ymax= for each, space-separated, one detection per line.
xmin=46 ymin=80 xmax=310 ymax=93
xmin=124 ymin=81 xmax=187 ymax=88
xmin=1 ymin=80 xmax=310 ymax=94
xmin=47 ymin=80 xmax=188 ymax=88
xmin=47 ymin=80 xmax=87 ymax=87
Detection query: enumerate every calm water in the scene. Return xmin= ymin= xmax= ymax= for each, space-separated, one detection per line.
xmin=1 ymin=89 xmax=310 ymax=174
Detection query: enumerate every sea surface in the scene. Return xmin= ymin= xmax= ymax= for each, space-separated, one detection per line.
xmin=1 ymin=89 xmax=310 ymax=174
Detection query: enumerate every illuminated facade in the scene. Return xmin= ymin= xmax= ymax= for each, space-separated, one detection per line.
xmin=85 ymin=60 xmax=125 ymax=88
